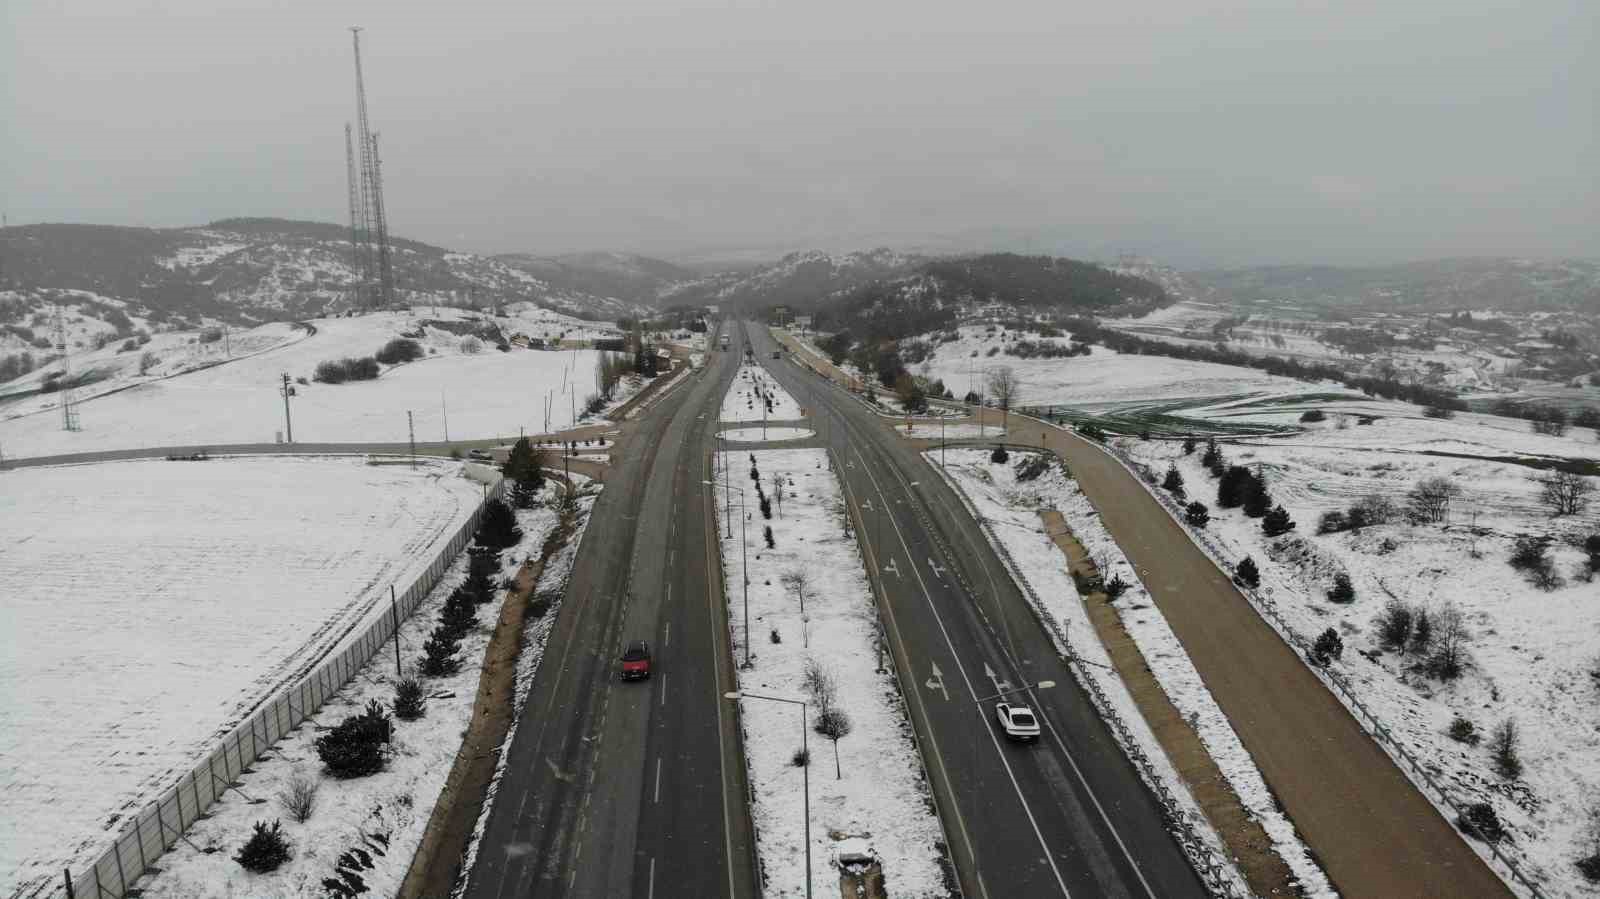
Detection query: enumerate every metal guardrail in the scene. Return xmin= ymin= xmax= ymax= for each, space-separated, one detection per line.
xmin=43 ymin=477 xmax=507 ymax=899
xmin=926 ymin=462 xmax=1245 ymax=899
xmin=1093 ymin=437 xmax=1548 ymax=899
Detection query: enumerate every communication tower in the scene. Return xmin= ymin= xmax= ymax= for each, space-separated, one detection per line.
xmin=53 ymin=310 xmax=80 ymax=431
xmin=347 ymin=27 xmax=395 ymax=311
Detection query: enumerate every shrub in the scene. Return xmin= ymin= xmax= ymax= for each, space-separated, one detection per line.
xmin=1448 ymin=716 xmax=1480 ymax=745
xmin=1077 ymin=422 xmax=1107 ymax=442
xmin=314 ymin=359 xmax=349 ymax=384
xmin=1423 ymin=404 xmax=1456 ymax=419
xmin=1410 ymin=609 xmax=1434 ymax=656
xmin=1235 ymin=556 xmax=1260 ymax=588
xmin=1326 ymin=573 xmax=1355 ymax=603
xmin=1376 ymin=600 xmax=1414 ymax=650
xmin=420 ymin=629 xmax=461 ymax=677
xmin=1310 ymin=628 xmax=1344 ymax=666
xmin=199 ymin=326 xmax=224 ymax=344
xmin=526 ymin=595 xmax=552 ymax=620
xmin=759 ymin=496 xmax=773 ymax=519
xmin=1352 ymin=493 xmax=1396 ymax=527
xmin=393 ymin=677 xmax=426 ymax=721
xmin=1458 ymin=803 xmax=1505 ymax=843
xmin=770 ymin=627 xmax=782 ymax=644
xmin=1161 ymin=466 xmax=1185 ymax=496
xmin=235 ymin=820 xmax=292 ymax=873
xmin=1318 ymin=510 xmax=1349 ymax=534
xmin=276 ymin=775 xmax=319 ymax=823
xmin=1014 ymin=454 xmax=1051 ymax=482
xmin=1579 ymin=853 xmax=1600 ymax=884
xmin=791 ymin=747 xmax=810 ymax=767
xmin=1509 ymin=536 xmax=1548 ymax=571
xmin=460 ymin=336 xmax=483 ymax=354
xmin=315 ymin=701 xmax=390 ymax=778
xmin=1299 ymin=410 xmax=1326 ymax=423
xmin=375 ymin=337 xmax=424 ymax=365
xmin=990 ymin=445 xmax=1010 ymax=463
xmin=1489 ymin=719 xmax=1522 ymax=779
xmin=1185 ymin=501 xmax=1210 ymax=528
xmin=1262 ymin=505 xmax=1296 ymax=537
xmin=138 ymin=351 xmax=158 ymax=374
xmin=476 ymin=498 xmax=522 ymax=550
xmin=1103 ymin=573 xmax=1130 ymax=600
xmin=764 ymin=525 xmax=775 ymax=549
xmin=1407 ymin=476 xmax=1460 ymax=524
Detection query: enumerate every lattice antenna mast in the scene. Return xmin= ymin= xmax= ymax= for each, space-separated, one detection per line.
xmin=368 ymin=131 xmax=395 ymax=308
xmin=350 ymin=26 xmax=393 ymax=310
xmin=52 ymin=309 xmax=80 ymax=431
xmin=344 ymin=123 xmax=370 ymax=292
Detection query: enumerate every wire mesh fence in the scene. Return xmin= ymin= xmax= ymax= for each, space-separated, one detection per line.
xmin=48 ymin=478 xmax=505 ymax=899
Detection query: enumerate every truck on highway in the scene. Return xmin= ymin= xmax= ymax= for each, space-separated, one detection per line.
xmin=719 ymin=334 xmax=730 ymax=350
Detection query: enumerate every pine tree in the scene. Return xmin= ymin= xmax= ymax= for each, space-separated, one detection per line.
xmin=393 ymin=677 xmax=425 ymax=721
xmin=315 ymin=701 xmax=390 ymax=778
xmin=1218 ymin=466 xmax=1254 ymax=508
xmin=1182 ymin=436 xmax=1198 ymax=455
xmin=1242 ymin=478 xmax=1273 ymax=518
xmin=1235 ymin=556 xmax=1260 ymax=587
xmin=1185 ymin=501 xmax=1210 ymax=528
xmin=439 ymin=589 xmax=478 ymax=637
xmin=421 ymin=628 xmax=461 ymax=677
xmin=1200 ymin=438 xmax=1222 ymax=469
xmin=235 ymin=820 xmax=292 ymax=873
xmin=1311 ymin=628 xmax=1344 ymax=666
xmin=1162 ymin=465 xmax=1185 ymax=496
xmin=476 ymin=498 xmax=522 ymax=550
xmin=1326 ymin=572 xmax=1356 ymax=603
xmin=764 ymin=525 xmax=775 ymax=548
xmin=1262 ymin=505 xmax=1296 ymax=537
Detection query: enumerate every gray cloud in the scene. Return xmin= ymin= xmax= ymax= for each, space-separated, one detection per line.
xmin=3 ymin=0 xmax=1595 ymax=266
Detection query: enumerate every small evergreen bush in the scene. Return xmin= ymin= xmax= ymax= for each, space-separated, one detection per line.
xmin=1185 ymin=501 xmax=1210 ymax=528
xmin=1234 ymin=556 xmax=1260 ymax=588
xmin=764 ymin=525 xmax=775 ymax=549
xmin=420 ymin=628 xmax=461 ymax=677
xmin=1262 ymin=505 xmax=1296 ymax=537
xmin=1458 ymin=803 xmax=1504 ymax=843
xmin=990 ymin=445 xmax=1010 ymax=463
xmin=315 ymin=701 xmax=390 ymax=778
xmin=1310 ymin=628 xmax=1344 ymax=666
xmin=1327 ymin=573 xmax=1356 ymax=604
xmin=393 ymin=677 xmax=426 ymax=721
xmin=1448 ymin=716 xmax=1480 ymax=745
xmin=235 ymin=820 xmax=292 ymax=873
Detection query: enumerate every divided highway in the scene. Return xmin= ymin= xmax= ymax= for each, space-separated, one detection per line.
xmin=743 ymin=323 xmax=1207 ymax=898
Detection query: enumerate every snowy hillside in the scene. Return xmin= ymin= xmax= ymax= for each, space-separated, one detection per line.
xmin=660 ymin=248 xmax=921 ymax=310
xmin=0 ymin=219 xmax=653 ymax=329
xmin=0 ymin=305 xmax=630 ymax=458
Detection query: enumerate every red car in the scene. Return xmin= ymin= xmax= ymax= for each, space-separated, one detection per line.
xmin=620 ymin=641 xmax=652 ymax=680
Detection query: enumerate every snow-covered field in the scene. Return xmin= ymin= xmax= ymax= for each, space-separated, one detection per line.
xmin=1116 ymin=430 xmax=1600 ymax=896
xmin=131 ymin=487 xmax=583 ymax=899
xmin=714 ymin=448 xmax=946 ymax=897
xmin=935 ymin=449 xmax=1324 ymax=897
xmin=0 ymin=307 xmax=627 ymax=457
xmin=719 ymin=426 xmax=814 ymax=443
xmin=893 ymin=420 xmax=1006 ymax=441
xmin=914 ymin=325 xmax=1336 ymax=412
xmin=720 ymin=362 xmax=803 ymax=423
xmin=0 ymin=457 xmax=484 ymax=896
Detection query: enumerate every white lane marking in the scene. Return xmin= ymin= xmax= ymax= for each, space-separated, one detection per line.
xmin=877 ymin=442 xmax=1163 ymax=899
xmin=665 ymin=621 xmax=671 ymax=647
xmin=925 ymin=661 xmax=949 ymax=700
xmin=660 ymin=672 xmax=668 ymax=707
xmin=648 ymin=855 xmax=657 ymax=899
xmin=851 ymin=442 xmax=1073 ymax=898
xmin=928 ymin=557 xmax=948 ymax=580
xmin=982 ymin=661 xmax=1013 ymax=695
xmin=882 ymin=558 xmax=901 ymax=579
xmin=654 ymin=757 xmax=662 ymax=803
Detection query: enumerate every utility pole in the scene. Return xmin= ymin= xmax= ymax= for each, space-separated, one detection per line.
xmin=279 ymin=373 xmax=294 ymax=443
xmin=407 ymin=410 xmax=416 ymax=467
xmin=390 ymin=585 xmax=402 ymax=677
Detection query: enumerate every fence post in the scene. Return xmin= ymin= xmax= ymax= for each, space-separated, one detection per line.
xmin=62 ymin=869 xmax=74 ymax=899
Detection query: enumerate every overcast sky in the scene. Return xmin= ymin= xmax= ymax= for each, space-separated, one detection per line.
xmin=3 ymin=0 xmax=1595 ymax=267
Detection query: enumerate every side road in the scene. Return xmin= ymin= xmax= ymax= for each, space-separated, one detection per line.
xmin=948 ymin=407 xmax=1513 ymax=898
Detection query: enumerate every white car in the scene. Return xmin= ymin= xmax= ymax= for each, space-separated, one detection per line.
xmin=995 ymin=702 xmax=1041 ymax=741
xmin=467 ymin=449 xmax=494 ymax=462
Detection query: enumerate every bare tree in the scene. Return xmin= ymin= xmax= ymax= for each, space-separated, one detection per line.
xmin=771 ymin=472 xmax=786 ymax=519
xmin=1426 ymin=602 xmax=1470 ymax=680
xmin=802 ymin=657 xmax=837 ymax=716
xmin=814 ymin=708 xmax=853 ymax=779
xmin=1536 ymin=470 xmax=1593 ymax=517
xmin=986 ymin=365 xmax=1020 ymax=414
xmin=1407 ymin=476 xmax=1462 ymax=524
xmin=276 ymin=773 xmax=319 ymax=823
xmin=780 ymin=569 xmax=810 ymax=645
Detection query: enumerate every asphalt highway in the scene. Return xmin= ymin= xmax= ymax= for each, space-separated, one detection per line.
xmin=460 ymin=327 xmax=758 ymax=899
xmin=743 ymin=323 xmax=1207 ymax=899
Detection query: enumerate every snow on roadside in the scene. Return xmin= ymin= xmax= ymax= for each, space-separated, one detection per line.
xmin=715 ymin=448 xmax=947 ymax=897
xmin=132 ymin=488 xmax=566 ymax=899
xmin=1113 ymin=435 xmax=1600 ymax=897
xmin=719 ymin=426 xmax=814 ymax=443
xmin=932 ymin=449 xmax=1333 ymax=897
xmin=453 ymin=477 xmax=601 ymax=894
xmin=721 ymin=363 xmax=803 ymax=423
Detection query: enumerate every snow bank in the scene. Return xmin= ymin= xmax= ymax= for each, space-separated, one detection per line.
xmin=721 ymin=363 xmax=803 ymax=423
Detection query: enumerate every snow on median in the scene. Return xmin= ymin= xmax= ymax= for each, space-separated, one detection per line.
xmin=721 ymin=363 xmax=803 ymax=423
xmin=713 ymin=447 xmax=948 ymax=897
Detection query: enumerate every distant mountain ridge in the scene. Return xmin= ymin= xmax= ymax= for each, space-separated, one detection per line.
xmin=494 ymin=251 xmax=697 ymax=305
xmin=0 ymin=219 xmax=654 ymax=327
xmin=1187 ymin=258 xmax=1600 ymax=312
xmin=658 ymin=248 xmax=923 ymax=310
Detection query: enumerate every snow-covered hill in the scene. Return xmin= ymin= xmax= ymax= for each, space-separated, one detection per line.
xmin=659 ymin=248 xmax=922 ymax=310
xmin=0 ymin=219 xmax=654 ymax=331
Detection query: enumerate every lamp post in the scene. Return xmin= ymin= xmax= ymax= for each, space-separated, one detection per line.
xmin=704 ymin=479 xmax=750 ymax=668
xmin=715 ymin=434 xmax=731 ymax=536
xmin=725 ymin=690 xmax=811 ymax=899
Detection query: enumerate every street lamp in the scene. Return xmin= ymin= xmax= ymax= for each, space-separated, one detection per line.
xmin=714 ymin=434 xmax=731 ymax=536
xmin=725 ymin=690 xmax=811 ymax=899
xmin=704 ymin=479 xmax=751 ymax=668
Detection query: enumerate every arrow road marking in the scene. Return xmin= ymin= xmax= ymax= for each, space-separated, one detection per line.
xmin=882 ymin=558 xmax=901 ymax=579
xmin=860 ymin=498 xmax=873 ymax=511
xmin=925 ymin=661 xmax=949 ymax=700
xmin=927 ymin=557 xmax=948 ymax=580
xmin=983 ymin=661 xmax=1012 ymax=696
